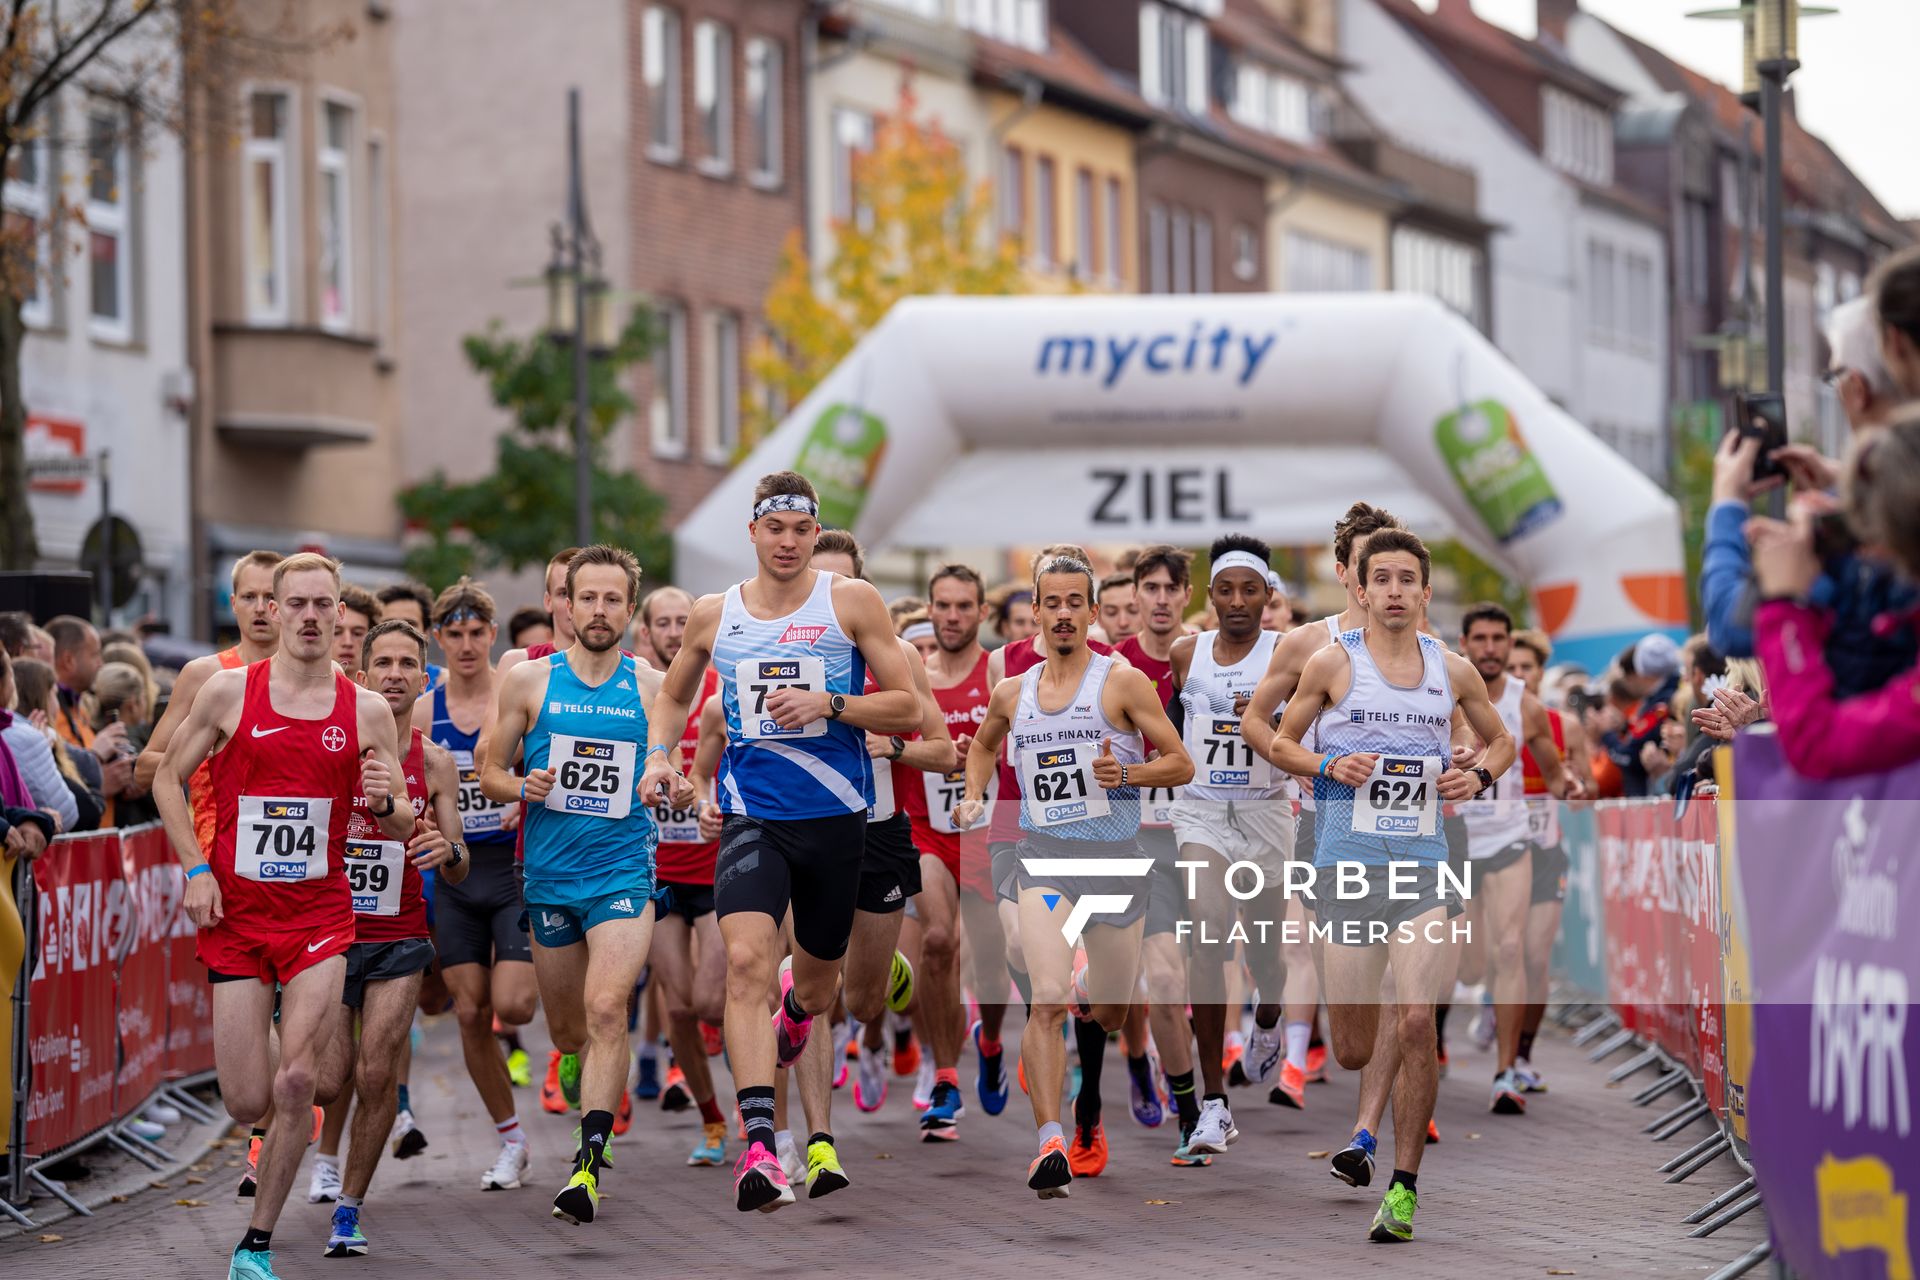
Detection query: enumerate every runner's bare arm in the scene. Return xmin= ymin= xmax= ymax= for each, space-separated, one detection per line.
xmin=152 ymin=669 xmax=246 ymax=873
xmin=358 ymin=688 xmax=416 ymax=841
xmin=824 ymin=577 xmax=918 ymax=733
xmin=410 ymin=691 xmax=434 ymax=738
xmin=482 ymin=661 xmax=544 ymax=805
xmin=136 ymin=652 xmax=222 ymax=791
xmin=1240 ymin=623 xmax=1315 ymax=766
xmin=1521 ymin=692 xmax=1573 ymax=798
xmin=636 ymin=663 xmax=695 ymax=809
xmin=1560 ymin=714 xmax=1596 ymax=796
xmin=885 ymin=642 xmax=959 ymax=773
xmin=1103 ymin=666 xmax=1192 ymax=789
xmin=1271 ymin=646 xmax=1374 ymax=785
xmin=1169 ymin=633 xmax=1197 ymax=692
xmin=414 ymin=741 xmax=471 ymax=886
xmin=987 ymin=644 xmax=1006 ymax=684
xmin=1441 ymin=652 xmax=1516 ymax=801
xmin=690 ymin=693 xmax=727 ymax=792
xmin=952 ymin=677 xmax=1017 ymax=829
xmin=648 ymin=595 xmax=720 ymax=762
xmin=474 ymin=645 xmax=530 ymax=783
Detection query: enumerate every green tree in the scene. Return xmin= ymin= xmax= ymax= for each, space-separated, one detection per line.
xmin=396 ymin=308 xmax=672 ymax=589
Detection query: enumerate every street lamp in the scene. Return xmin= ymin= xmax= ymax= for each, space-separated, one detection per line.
xmin=543 ymin=87 xmax=616 ymax=549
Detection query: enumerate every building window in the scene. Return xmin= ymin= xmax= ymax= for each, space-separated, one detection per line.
xmin=831 ymin=106 xmax=874 ymax=228
xmin=651 ymin=300 xmax=688 ymax=457
xmin=1231 ymin=223 xmax=1258 ymax=283
xmin=85 ymin=104 xmax=133 ymax=341
xmin=1139 ymin=1 xmax=1208 ymax=115
xmin=1104 ymin=176 xmax=1123 ymax=287
xmin=958 ymin=0 xmax=1048 ymax=50
xmin=1170 ymin=208 xmax=1191 ymax=294
xmin=244 ymin=88 xmax=292 ymax=324
xmin=998 ymin=143 xmax=1025 ymax=244
xmin=5 ymin=135 xmax=53 ymax=328
xmin=1391 ymin=225 xmax=1482 ymax=328
xmin=704 ymin=309 xmax=741 ymax=463
xmin=1626 ymin=251 xmax=1654 ymax=350
xmin=1193 ymin=214 xmax=1213 ymax=292
xmin=694 ymin=20 xmax=732 ymax=174
xmin=1543 ymin=87 xmax=1612 ymax=185
xmin=644 ymin=6 xmax=683 ymax=163
xmin=1074 ymin=167 xmax=1097 ymax=283
xmin=368 ymin=135 xmax=390 ymax=350
xmin=1587 ymin=239 xmax=1615 ymax=339
xmin=1034 ymin=154 xmax=1056 ymax=270
xmin=1284 ymin=230 xmax=1371 ymax=293
xmin=1229 ymin=61 xmax=1315 ymax=144
xmin=1683 ymin=196 xmax=1711 ymax=305
xmin=317 ymin=98 xmax=354 ymax=332
xmin=1147 ymin=201 xmax=1169 ymax=294
xmin=745 ymin=37 xmax=783 ymax=187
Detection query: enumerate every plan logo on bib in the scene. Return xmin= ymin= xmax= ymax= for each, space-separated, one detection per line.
xmin=1017 ymin=853 xmax=1153 ymax=946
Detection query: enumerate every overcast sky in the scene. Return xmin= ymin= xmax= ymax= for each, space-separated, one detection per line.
xmin=1466 ymin=0 xmax=1919 ymax=218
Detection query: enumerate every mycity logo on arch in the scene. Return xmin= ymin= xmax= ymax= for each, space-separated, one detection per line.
xmin=1018 ymin=855 xmax=1154 ymax=945
xmin=1033 ymin=322 xmax=1280 ymax=389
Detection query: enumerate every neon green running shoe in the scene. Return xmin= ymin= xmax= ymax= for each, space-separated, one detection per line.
xmin=887 ymin=950 xmax=915 ymax=1014
xmin=506 ymin=1047 xmax=532 ymax=1088
xmin=558 ymin=1052 xmax=582 ymax=1110
xmin=552 ymin=1166 xmax=600 ymax=1225
xmin=1369 ymin=1182 xmax=1417 ymax=1243
xmin=805 ymin=1139 xmax=851 ymax=1199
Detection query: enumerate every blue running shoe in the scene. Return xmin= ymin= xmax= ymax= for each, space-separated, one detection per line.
xmin=635 ymin=1054 xmax=661 ymax=1101
xmin=1129 ymin=1058 xmax=1165 ymax=1129
xmin=1331 ymin=1127 xmax=1378 ymax=1188
xmin=325 ymin=1204 xmax=369 ymax=1257
xmin=920 ymin=1080 xmax=964 ymax=1141
xmin=229 ymin=1247 xmax=281 ymax=1280
xmin=972 ymin=1020 xmax=1009 ymax=1116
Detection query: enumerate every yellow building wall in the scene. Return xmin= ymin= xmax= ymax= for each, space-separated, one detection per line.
xmin=1269 ymin=183 xmax=1392 ymax=291
xmin=993 ymin=95 xmax=1138 ymax=293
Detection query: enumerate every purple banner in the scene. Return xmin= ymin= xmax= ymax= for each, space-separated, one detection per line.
xmin=1733 ymin=732 xmax=1917 ymax=1280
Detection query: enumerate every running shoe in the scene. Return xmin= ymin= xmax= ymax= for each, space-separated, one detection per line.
xmin=309 ymin=1105 xmax=323 ymax=1145
xmin=227 ymin=1246 xmax=280 ymax=1280
xmin=635 ymin=1054 xmax=661 ymax=1100
xmin=805 ymin=1139 xmax=851 ymax=1198
xmin=661 ymin=1065 xmax=691 ymax=1112
xmin=973 ymin=1021 xmax=1009 ymax=1116
xmin=887 ymin=950 xmax=915 ymax=1014
xmin=1514 ymin=1058 xmax=1548 ymax=1093
xmin=1436 ymin=1042 xmax=1450 ymax=1078
xmin=506 ymin=1047 xmax=532 ymax=1089
xmin=733 ymin=1141 xmax=795 ymax=1213
xmin=1369 ymin=1182 xmax=1418 ymax=1243
xmin=854 ymin=1039 xmax=889 ymax=1112
xmin=1491 ymin=1067 xmax=1527 ymax=1114
xmin=891 ymin=1019 xmax=920 ymax=1077
xmin=700 ymin=1020 xmax=725 ymax=1057
xmin=688 ymin=1123 xmax=727 ymax=1167
xmin=558 ymin=1052 xmax=583 ymax=1110
xmin=1427 ymin=1117 xmax=1441 ymax=1144
xmin=1331 ymin=1127 xmax=1377 ymax=1188
xmin=541 ymin=1050 xmax=568 ymax=1114
xmin=773 ymin=967 xmax=813 ymax=1070
xmin=481 ymin=1139 xmax=530 ymax=1190
xmin=1067 ymin=1121 xmax=1108 ymax=1177
xmin=1186 ymin=1097 xmax=1238 ymax=1155
xmin=613 ymin=1088 xmax=634 ymax=1136
xmin=921 ymin=1081 xmax=963 ymax=1140
xmin=391 ymin=1108 xmax=428 ymax=1159
xmin=1469 ymin=1005 xmax=1496 ymax=1052
xmin=552 ymin=1166 xmax=600 ymax=1225
xmin=1128 ymin=1059 xmax=1164 ymax=1128
xmin=1268 ymin=1060 xmax=1307 ymax=1110
xmin=1017 ymin=1054 xmax=1028 ymax=1095
xmin=1245 ymin=1022 xmax=1284 ymax=1085
xmin=1169 ymin=1136 xmax=1212 ymax=1167
xmin=236 ymin=1134 xmax=261 ymax=1202
xmin=1222 ymin=1035 xmax=1247 ymax=1086
xmin=776 ymin=1132 xmax=807 ymax=1187
xmin=306 ymin=1157 xmax=340 ymax=1204
xmin=912 ymin=1057 xmax=936 ymax=1111
xmin=1027 ymin=1135 xmax=1072 ymax=1200
xmin=1306 ymin=1041 xmax=1328 ymax=1083
xmin=325 ymin=1204 xmax=369 ymax=1257
xmin=831 ymin=1018 xmax=853 ymax=1090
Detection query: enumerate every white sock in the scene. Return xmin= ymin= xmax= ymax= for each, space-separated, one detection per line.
xmin=496 ymin=1116 xmax=526 ymax=1145
xmin=314 ymin=1153 xmax=339 ymax=1169
xmin=1225 ymin=1029 xmax=1245 ymax=1052
xmin=1285 ymin=1021 xmax=1312 ymax=1071
xmin=775 ymin=1128 xmax=794 ymax=1152
xmin=1038 ymin=1120 xmax=1064 ymax=1151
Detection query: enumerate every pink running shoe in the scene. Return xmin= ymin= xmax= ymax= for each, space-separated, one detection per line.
xmin=733 ymin=1141 xmax=795 ymax=1213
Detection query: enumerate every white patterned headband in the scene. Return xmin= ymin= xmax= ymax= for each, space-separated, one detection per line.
xmin=1211 ymin=550 xmax=1271 ymax=585
xmin=753 ymin=493 xmax=818 ymax=520
xmin=901 ymin=620 xmax=935 ymax=642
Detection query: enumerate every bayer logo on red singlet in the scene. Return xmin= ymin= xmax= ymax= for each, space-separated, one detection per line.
xmin=321 ymin=726 xmax=347 ymax=752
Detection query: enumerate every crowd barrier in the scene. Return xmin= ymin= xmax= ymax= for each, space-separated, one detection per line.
xmin=1551 ymin=736 xmax=1919 ymax=1280
xmin=5 ymin=822 xmax=221 ymax=1228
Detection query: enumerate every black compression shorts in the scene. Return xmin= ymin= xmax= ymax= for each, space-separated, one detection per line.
xmin=714 ymin=811 xmax=867 ymax=962
xmin=432 ymin=848 xmax=530 ymax=969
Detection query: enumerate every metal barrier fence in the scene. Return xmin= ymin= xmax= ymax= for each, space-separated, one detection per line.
xmin=5 ymin=822 xmax=220 ymax=1228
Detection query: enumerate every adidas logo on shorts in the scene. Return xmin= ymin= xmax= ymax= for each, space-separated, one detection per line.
xmin=883 ymin=885 xmax=903 ymax=903
xmin=609 ymin=897 xmax=635 ymax=914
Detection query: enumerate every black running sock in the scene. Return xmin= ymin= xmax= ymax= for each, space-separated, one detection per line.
xmin=579 ymin=1109 xmax=615 ymax=1175
xmin=249 ymin=1126 xmax=267 ymax=1142
xmin=1434 ymin=1003 xmax=1451 ymax=1050
xmin=1516 ymin=1029 xmax=1536 ymax=1061
xmin=808 ymin=1131 xmax=832 ymax=1149
xmin=783 ymin=985 xmax=808 ymax=1024
xmin=1168 ymin=1069 xmax=1200 ymax=1132
xmin=1073 ymin=1019 xmax=1107 ymax=1129
xmin=1390 ymin=1169 xmax=1418 ymax=1195
xmin=502 ymin=1029 xmax=524 ymax=1052
xmin=1126 ymin=1052 xmax=1152 ymax=1086
xmin=1009 ymin=966 xmax=1033 ymax=1010
xmin=238 ymin=1228 xmax=272 ymax=1254
xmin=738 ymin=1085 xmax=777 ymax=1154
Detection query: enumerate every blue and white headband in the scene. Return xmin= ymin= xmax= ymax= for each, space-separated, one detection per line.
xmin=753 ymin=494 xmax=819 ymax=521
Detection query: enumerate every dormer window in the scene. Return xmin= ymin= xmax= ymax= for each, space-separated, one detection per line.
xmin=1543 ymin=87 xmax=1612 ymax=185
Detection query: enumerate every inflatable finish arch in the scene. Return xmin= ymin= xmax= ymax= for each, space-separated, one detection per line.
xmin=674 ymin=295 xmax=1688 ymax=672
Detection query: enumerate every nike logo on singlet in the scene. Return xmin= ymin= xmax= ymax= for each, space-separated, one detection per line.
xmin=251 ymin=725 xmax=289 ymax=738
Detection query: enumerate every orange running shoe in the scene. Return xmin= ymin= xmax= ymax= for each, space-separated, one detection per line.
xmin=1306 ymin=1042 xmax=1329 ymax=1083
xmin=541 ymin=1050 xmax=568 ymax=1115
xmin=310 ymin=1105 xmax=323 ymax=1145
xmin=661 ymin=1065 xmax=691 ymax=1112
xmin=892 ymin=1030 xmax=921 ymax=1078
xmin=1027 ymin=1135 xmax=1072 ymax=1200
xmin=1017 ymin=1054 xmax=1029 ymax=1095
xmin=1067 ymin=1122 xmax=1108 ymax=1177
xmin=1268 ymin=1061 xmax=1307 ymax=1110
xmin=613 ymin=1088 xmax=634 ymax=1136
xmin=1222 ymin=1039 xmax=1245 ymax=1082
xmin=1426 ymin=1117 xmax=1440 ymax=1144
xmin=700 ymin=1020 xmax=725 ymax=1057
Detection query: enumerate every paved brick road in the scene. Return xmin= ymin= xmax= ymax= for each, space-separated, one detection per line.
xmin=16 ymin=1013 xmax=1763 ymax=1278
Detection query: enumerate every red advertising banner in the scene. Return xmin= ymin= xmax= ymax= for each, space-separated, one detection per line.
xmin=25 ymin=832 xmax=130 ymax=1154
xmin=116 ymin=824 xmax=175 ymax=1108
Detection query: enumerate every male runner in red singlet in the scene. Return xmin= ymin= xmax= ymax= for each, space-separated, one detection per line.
xmin=152 ymin=553 xmax=414 ymax=1280
xmin=316 ymin=619 xmax=468 ymax=1258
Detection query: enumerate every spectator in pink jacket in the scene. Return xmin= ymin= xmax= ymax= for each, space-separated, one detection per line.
xmin=1749 ymin=410 xmax=1920 ymax=779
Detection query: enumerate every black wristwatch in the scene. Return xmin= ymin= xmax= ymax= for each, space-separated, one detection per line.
xmin=1470 ymin=766 xmax=1495 ymax=796
xmin=447 ymin=842 xmax=465 ymax=868
xmin=888 ymin=735 xmax=906 ymax=761
xmin=373 ymin=792 xmax=397 ymax=817
xmin=828 ymin=693 xmax=847 ymax=721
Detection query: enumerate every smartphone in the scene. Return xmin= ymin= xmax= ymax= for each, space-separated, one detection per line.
xmin=1734 ymin=392 xmax=1788 ymax=483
